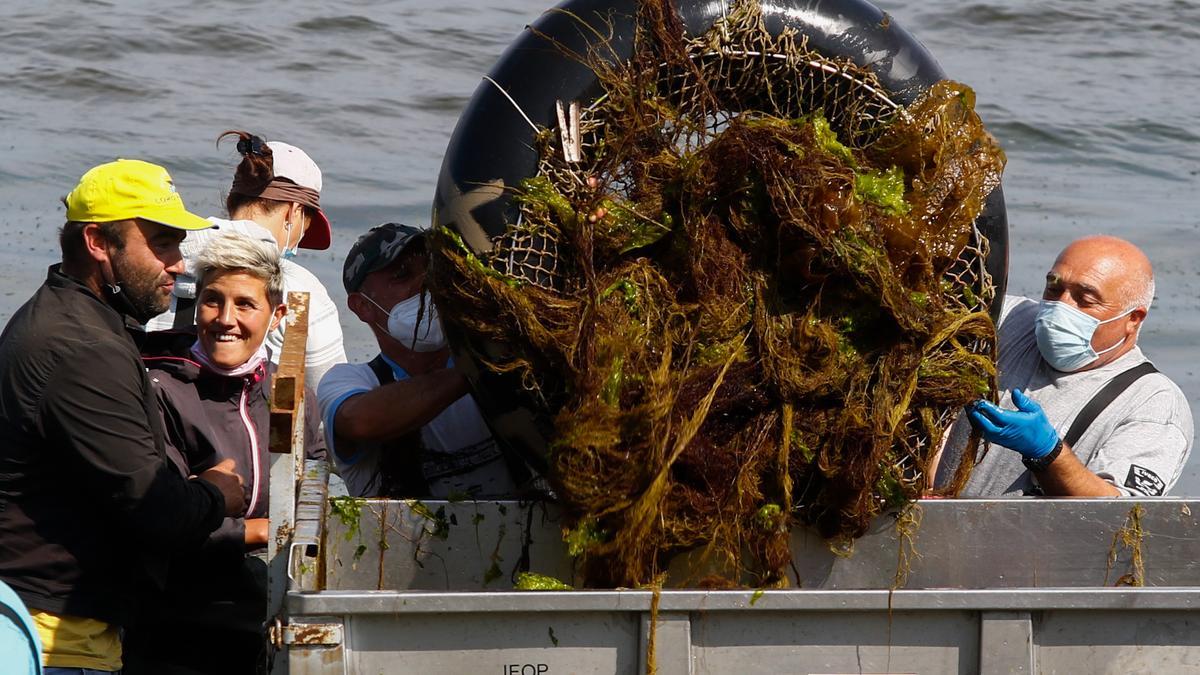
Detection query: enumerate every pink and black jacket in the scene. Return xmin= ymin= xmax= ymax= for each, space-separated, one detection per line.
xmin=136 ymin=331 xmax=325 ymax=631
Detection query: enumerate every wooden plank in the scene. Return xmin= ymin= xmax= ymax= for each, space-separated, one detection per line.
xmin=269 ymin=291 xmax=312 ymax=666
xmin=270 ymin=291 xmax=310 ymax=454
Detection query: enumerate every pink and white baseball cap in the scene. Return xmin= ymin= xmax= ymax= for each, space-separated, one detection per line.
xmin=267 ymin=141 xmax=331 ymax=250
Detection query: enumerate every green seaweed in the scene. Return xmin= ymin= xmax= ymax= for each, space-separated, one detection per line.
xmin=601 ymin=279 xmax=640 ymax=313
xmin=483 ymin=561 xmax=503 ymax=585
xmin=521 ymin=175 xmax=578 ymax=229
xmin=515 ymin=572 xmax=575 ymax=590
xmin=587 ymin=199 xmax=676 ymax=255
xmin=855 ymin=166 xmax=910 ymax=215
xmin=482 ymin=521 xmax=509 ymax=586
xmin=411 ymin=500 xmax=452 ymax=541
xmin=438 ymin=227 xmax=524 ymax=288
xmin=810 ymin=112 xmax=855 ymax=165
xmin=564 ymin=519 xmax=607 ymax=557
xmin=329 ymin=496 xmax=367 ymax=542
xmin=755 ymin=504 xmax=783 ymax=532
xmin=601 ymin=356 xmax=626 ymax=406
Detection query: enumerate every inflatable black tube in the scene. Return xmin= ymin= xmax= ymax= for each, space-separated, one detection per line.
xmin=433 ymin=0 xmax=1008 ymax=469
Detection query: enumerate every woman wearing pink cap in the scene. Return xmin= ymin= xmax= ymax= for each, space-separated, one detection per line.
xmin=147 ymin=131 xmax=347 ymax=389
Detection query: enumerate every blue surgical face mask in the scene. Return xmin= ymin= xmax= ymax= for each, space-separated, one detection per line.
xmin=280 ymin=221 xmax=300 ymax=259
xmin=1034 ymin=300 xmax=1134 ymax=372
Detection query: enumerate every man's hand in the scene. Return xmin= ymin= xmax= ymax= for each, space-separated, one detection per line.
xmin=966 ymin=389 xmax=1060 ymax=459
xmin=196 ymin=458 xmax=246 ymax=516
xmin=244 ymin=518 xmax=269 ymax=548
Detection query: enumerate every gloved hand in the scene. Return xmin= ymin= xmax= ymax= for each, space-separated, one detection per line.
xmin=966 ymin=389 xmax=1060 ymax=459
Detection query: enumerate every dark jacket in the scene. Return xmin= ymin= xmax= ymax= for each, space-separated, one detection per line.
xmin=133 ymin=331 xmax=324 ymax=636
xmin=141 ymin=331 xmax=326 ymax=565
xmin=0 ymin=266 xmax=225 ymax=625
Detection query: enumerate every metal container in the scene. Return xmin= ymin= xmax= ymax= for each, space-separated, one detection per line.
xmin=279 ymin=466 xmax=1200 ymax=674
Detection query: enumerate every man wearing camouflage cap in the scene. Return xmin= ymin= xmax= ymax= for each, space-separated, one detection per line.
xmin=317 ymin=222 xmax=518 ymax=498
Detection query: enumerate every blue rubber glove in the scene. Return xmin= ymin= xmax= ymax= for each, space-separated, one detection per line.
xmin=966 ymin=389 xmax=1060 ymax=459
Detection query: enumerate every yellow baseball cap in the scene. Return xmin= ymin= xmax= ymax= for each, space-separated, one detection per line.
xmin=64 ymin=159 xmax=212 ymax=231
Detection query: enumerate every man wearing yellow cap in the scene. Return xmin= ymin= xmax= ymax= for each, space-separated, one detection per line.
xmin=0 ymin=160 xmax=246 ymax=673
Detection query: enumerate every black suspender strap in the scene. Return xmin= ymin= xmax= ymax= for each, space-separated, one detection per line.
xmin=367 ymin=354 xmax=394 ymax=385
xmin=364 ymin=355 xmax=430 ymax=497
xmin=0 ymin=602 xmax=41 ymax=674
xmin=1063 ymin=362 xmax=1159 ymax=448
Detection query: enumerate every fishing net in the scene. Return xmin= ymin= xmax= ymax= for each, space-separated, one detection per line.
xmin=431 ymin=0 xmax=1005 ymax=587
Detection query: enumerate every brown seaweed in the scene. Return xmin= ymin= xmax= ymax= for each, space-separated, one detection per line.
xmin=430 ymin=0 xmax=1004 ymax=588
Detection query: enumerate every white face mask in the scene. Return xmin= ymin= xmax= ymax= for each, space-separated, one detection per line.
xmin=362 ymin=291 xmax=447 ymax=352
xmin=1034 ymin=300 xmax=1134 ymax=372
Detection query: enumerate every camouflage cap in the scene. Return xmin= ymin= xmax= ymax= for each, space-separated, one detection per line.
xmin=342 ymin=222 xmax=427 ymax=293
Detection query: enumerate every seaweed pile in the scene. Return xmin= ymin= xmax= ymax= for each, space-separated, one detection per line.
xmin=431 ymin=0 xmax=1005 ymax=588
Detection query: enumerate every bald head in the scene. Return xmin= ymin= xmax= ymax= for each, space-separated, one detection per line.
xmin=1051 ymin=236 xmax=1155 ymax=314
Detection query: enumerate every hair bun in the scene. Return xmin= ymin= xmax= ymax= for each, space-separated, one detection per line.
xmin=236 ymin=135 xmax=267 ymax=157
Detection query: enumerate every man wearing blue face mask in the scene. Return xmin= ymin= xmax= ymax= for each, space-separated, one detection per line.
xmin=316 ymin=223 xmax=522 ymax=498
xmin=937 ymin=235 xmax=1193 ymax=497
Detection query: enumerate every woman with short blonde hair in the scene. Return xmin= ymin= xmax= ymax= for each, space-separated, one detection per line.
xmin=126 ymin=232 xmax=325 ymax=674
